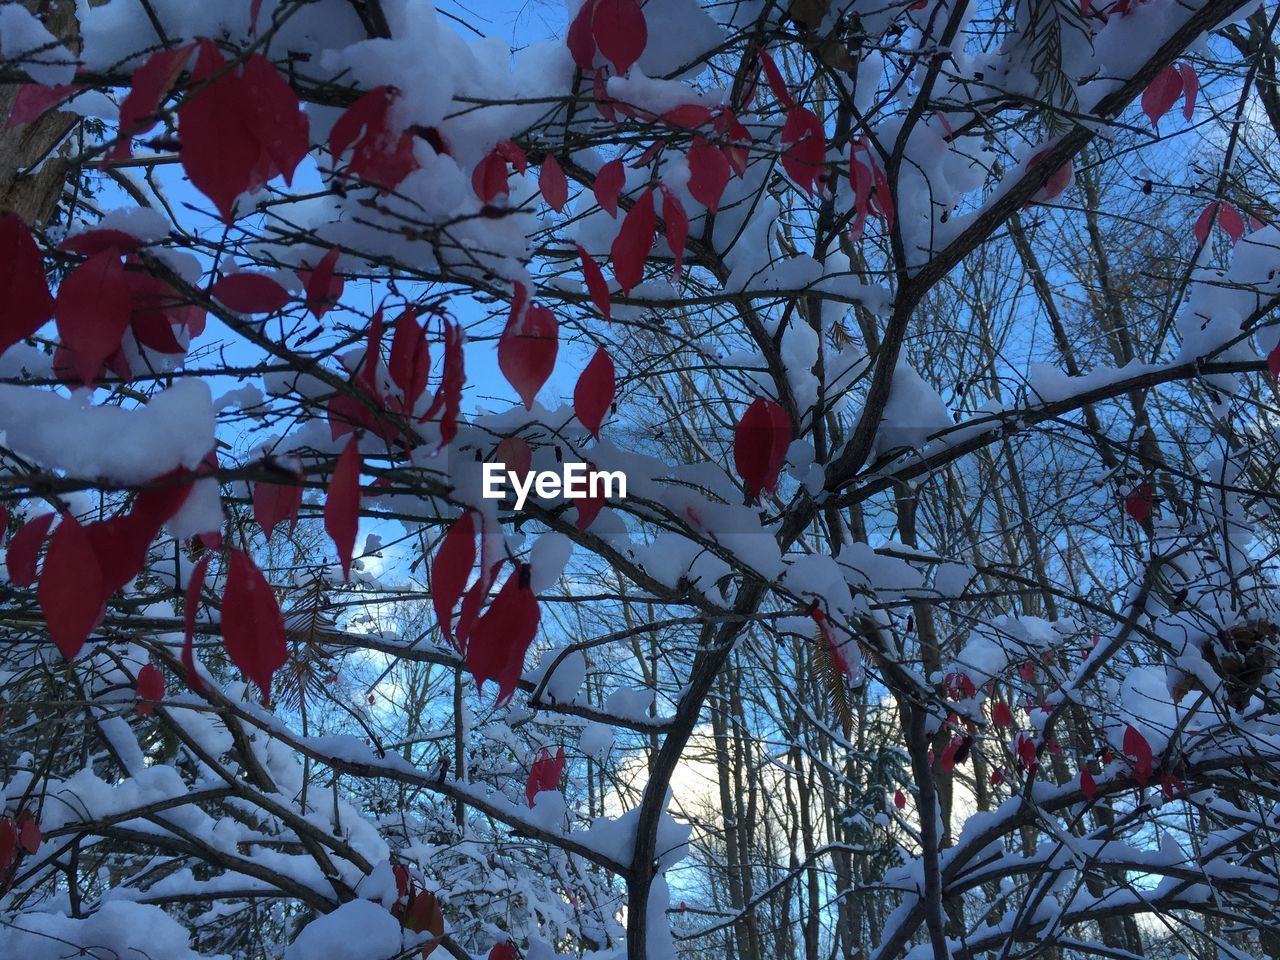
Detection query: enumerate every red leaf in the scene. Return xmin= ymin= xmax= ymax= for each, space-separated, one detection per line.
xmin=135 ymin=663 xmax=165 ymax=716
xmin=240 ymin=53 xmax=310 ymax=187
xmin=0 ymin=215 xmax=53 ymax=358
xmin=1267 ymin=342 xmax=1280 ymax=385
xmin=1219 ymin=203 xmax=1246 ymax=243
xmin=357 ymin=308 xmax=385 ymax=402
xmin=7 ymin=512 xmax=55 ymax=587
xmin=178 ymin=42 xmax=258 ymax=221
xmin=472 ymin=150 xmax=511 ymax=203
xmin=592 ymin=0 xmax=647 ymax=74
xmin=126 ymin=265 xmax=203 ymax=346
xmin=659 ymin=186 xmax=688 ymax=277
xmin=108 ymin=44 xmax=193 ymax=160
xmin=211 ymin=273 xmax=291 ymax=314
xmin=755 ymin=46 xmax=794 ymax=109
xmin=663 ymin=103 xmax=713 ymax=129
xmin=733 ymin=397 xmax=792 ymax=501
xmin=466 ymin=563 xmax=540 ymax=705
xmin=610 ymin=186 xmax=656 ymax=295
xmin=423 ymin=320 xmax=465 ymax=448
xmin=403 ymin=890 xmax=444 ymax=940
xmin=254 ymin=477 xmax=304 ymax=539
xmin=325 ymin=438 xmax=361 ymax=581
xmin=222 ymin=549 xmax=287 ymax=705
xmin=39 ymin=515 xmax=105 ymax=660
xmin=0 ymin=819 xmax=15 ymax=874
xmin=488 ymin=941 xmax=519 ymax=960
xmin=686 ymin=141 xmax=730 ymax=214
xmin=1177 ymin=63 xmax=1198 ymax=120
xmin=849 ymin=138 xmax=875 ymax=239
xmin=1123 ymin=724 xmax=1153 ymax=785
xmin=592 ymin=69 xmax=617 ymax=123
xmin=893 ymin=788 xmax=906 ymax=810
xmin=16 ymin=816 xmax=40 ymax=855
xmin=594 ymin=158 xmax=626 ymax=217
xmin=329 ymin=86 xmax=420 ymax=191
xmin=183 ymin=553 xmax=211 ymax=692
xmin=576 ymin=244 xmax=612 ymax=321
xmin=567 ymin=0 xmax=599 ymax=69
xmin=1027 ymin=149 xmax=1073 ymax=204
xmin=499 ymin=293 xmax=559 ymax=410
xmin=495 ymin=437 xmax=533 ymax=480
xmin=574 ymin=346 xmax=615 ymax=440
xmin=781 ymin=107 xmax=826 ymax=197
xmin=389 ymin=309 xmax=431 ymax=412
xmin=540 ymin=153 xmax=569 ymax=211
xmin=6 ymin=83 xmax=83 ymax=129
xmin=1142 ymin=65 xmax=1183 ymax=132
xmin=55 ymin=250 xmax=133 ymax=384
xmin=575 ymin=464 xmax=608 ymax=531
xmin=940 ymin=737 xmax=961 ymax=773
xmin=432 ymin=512 xmax=476 ymax=648
xmin=299 ymin=247 xmax=343 ymax=319
xmin=1193 ymin=202 xmax=1217 ymax=245
xmin=525 ymin=746 xmax=567 ymax=806
xmin=496 ymin=140 xmax=528 ymax=175
xmin=992 ymin=701 xmax=1013 ymax=727
xmin=1080 ymin=767 xmax=1097 ymax=801
xmin=1124 ymin=483 xmax=1153 ymax=522
xmin=1017 ymin=734 xmax=1039 ymax=772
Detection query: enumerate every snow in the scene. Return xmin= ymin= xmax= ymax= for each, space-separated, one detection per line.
xmin=529 ymin=645 xmax=586 ymax=704
xmin=284 ymin=899 xmax=404 ymax=960
xmin=0 ymin=4 xmax=75 ymax=84
xmin=0 ymin=901 xmax=215 ymax=960
xmin=0 ymin=380 xmax=215 ymax=485
xmin=871 ymin=362 xmax=953 ymax=459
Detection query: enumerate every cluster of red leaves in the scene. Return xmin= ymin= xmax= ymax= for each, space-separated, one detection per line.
xmin=329 ymin=86 xmax=423 ymax=191
xmin=0 ymin=811 xmax=41 ymax=886
xmin=1193 ymin=201 xmax=1246 ymax=246
xmin=0 ymin=218 xmax=202 ymax=386
xmin=178 ymin=41 xmax=310 ymax=222
xmin=6 ymin=463 xmax=287 ymax=704
xmin=1142 ymin=62 xmax=1198 ymax=132
xmin=11 ymin=473 xmax=199 ymax=659
xmin=473 ymin=140 xmax=528 ymax=204
xmin=733 ymin=397 xmax=793 ymax=502
xmin=431 ymin=514 xmax=542 ymax=705
xmin=568 ymin=0 xmax=648 ymax=74
xmin=525 ymin=746 xmax=567 ymax=807
xmin=389 ymin=864 xmax=445 ymax=958
xmin=849 ymin=137 xmax=894 ymax=239
xmin=56 ymin=248 xmax=202 ymax=384
xmin=327 ymin=306 xmax=465 ymax=452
